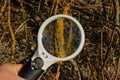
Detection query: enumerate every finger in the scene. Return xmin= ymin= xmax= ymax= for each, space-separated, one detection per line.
xmin=11 ymin=64 xmax=23 ymax=74
xmin=0 ymin=64 xmax=23 ymax=74
xmin=0 ymin=71 xmax=24 ymax=80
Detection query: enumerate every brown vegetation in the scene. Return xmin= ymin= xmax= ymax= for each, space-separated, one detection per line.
xmin=0 ymin=0 xmax=120 ymax=80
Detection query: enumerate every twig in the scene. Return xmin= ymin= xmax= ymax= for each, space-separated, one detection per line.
xmin=17 ymin=0 xmax=33 ymax=6
xmin=70 ymin=59 xmax=81 ymax=80
xmin=73 ymin=4 xmax=120 ymax=28
xmin=0 ymin=0 xmax=7 ymax=13
xmin=55 ymin=62 xmax=62 ymax=80
xmin=53 ymin=0 xmax=64 ymax=80
xmin=114 ymin=28 xmax=120 ymax=80
xmin=0 ymin=33 xmax=5 ymax=43
xmin=115 ymin=57 xmax=120 ymax=80
xmin=109 ymin=48 xmax=116 ymax=80
xmin=44 ymin=0 xmax=48 ymax=6
xmin=50 ymin=0 xmax=56 ymax=16
xmin=101 ymin=29 xmax=115 ymax=70
xmin=20 ymin=0 xmax=28 ymax=41
xmin=101 ymin=27 xmax=104 ymax=80
xmin=54 ymin=0 xmax=59 ymax=15
xmin=15 ymin=19 xmax=33 ymax=33
xmin=78 ymin=0 xmax=104 ymax=17
xmin=8 ymin=0 xmax=16 ymax=59
xmin=113 ymin=0 xmax=120 ymax=25
xmin=87 ymin=57 xmax=97 ymax=80
xmin=104 ymin=67 xmax=111 ymax=80
xmin=54 ymin=0 xmax=75 ymax=80
xmin=37 ymin=0 xmax=41 ymax=12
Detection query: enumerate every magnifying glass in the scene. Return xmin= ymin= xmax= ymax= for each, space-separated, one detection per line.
xmin=18 ymin=14 xmax=85 ymax=80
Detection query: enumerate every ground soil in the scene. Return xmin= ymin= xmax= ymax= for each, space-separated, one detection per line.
xmin=0 ymin=0 xmax=120 ymax=80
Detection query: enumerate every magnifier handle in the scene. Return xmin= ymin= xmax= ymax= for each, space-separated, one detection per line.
xmin=18 ymin=60 xmax=45 ymax=80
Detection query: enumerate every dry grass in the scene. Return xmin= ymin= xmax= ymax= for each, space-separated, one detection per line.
xmin=0 ymin=0 xmax=120 ymax=80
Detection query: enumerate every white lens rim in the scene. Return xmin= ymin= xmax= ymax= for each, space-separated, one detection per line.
xmin=38 ymin=14 xmax=85 ymax=61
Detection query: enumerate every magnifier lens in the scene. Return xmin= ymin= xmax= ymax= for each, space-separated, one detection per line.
xmin=42 ymin=18 xmax=81 ymax=58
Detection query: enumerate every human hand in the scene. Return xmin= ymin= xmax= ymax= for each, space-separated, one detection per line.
xmin=0 ymin=64 xmax=24 ymax=80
